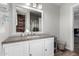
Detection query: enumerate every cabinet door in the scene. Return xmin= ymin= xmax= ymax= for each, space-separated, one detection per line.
xmin=3 ymin=41 xmax=29 ymax=56
xmin=29 ymin=39 xmax=44 ymax=56
xmin=44 ymin=38 xmax=54 ymax=56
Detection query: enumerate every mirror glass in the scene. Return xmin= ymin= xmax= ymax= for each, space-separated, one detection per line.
xmin=30 ymin=10 xmax=42 ymax=32
xmin=16 ymin=7 xmax=26 ymax=32
xmin=15 ymin=4 xmax=43 ymax=33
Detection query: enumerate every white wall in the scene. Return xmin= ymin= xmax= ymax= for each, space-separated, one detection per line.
xmin=42 ymin=3 xmax=60 ymax=39
xmin=9 ymin=4 xmax=17 ymax=35
xmin=0 ymin=4 xmax=10 ymax=42
xmin=59 ymin=4 xmax=74 ymax=51
xmin=0 ymin=4 xmax=10 ymax=55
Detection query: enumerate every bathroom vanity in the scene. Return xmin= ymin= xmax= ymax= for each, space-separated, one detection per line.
xmin=2 ymin=34 xmax=54 ymax=56
xmin=0 ymin=4 xmax=54 ymax=56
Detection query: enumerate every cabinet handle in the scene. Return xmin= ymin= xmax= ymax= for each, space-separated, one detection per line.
xmin=29 ymin=54 xmax=32 ymax=56
xmin=45 ymin=49 xmax=47 ymax=51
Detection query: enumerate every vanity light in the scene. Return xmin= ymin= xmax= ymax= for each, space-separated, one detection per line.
xmin=24 ymin=3 xmax=42 ymax=10
xmin=25 ymin=3 xmax=31 ymax=6
xmin=33 ymin=3 xmax=37 ymax=7
xmin=37 ymin=4 xmax=42 ymax=9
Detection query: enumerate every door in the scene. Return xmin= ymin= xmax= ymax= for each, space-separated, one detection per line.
xmin=3 ymin=41 xmax=29 ymax=56
xmin=29 ymin=39 xmax=44 ymax=56
xmin=44 ymin=38 xmax=54 ymax=56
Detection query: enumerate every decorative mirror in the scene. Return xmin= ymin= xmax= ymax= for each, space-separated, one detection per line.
xmin=15 ymin=3 xmax=43 ymax=33
xmin=30 ymin=10 xmax=42 ymax=32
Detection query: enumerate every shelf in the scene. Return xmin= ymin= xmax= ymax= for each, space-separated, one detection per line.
xmin=16 ymin=14 xmax=25 ymax=32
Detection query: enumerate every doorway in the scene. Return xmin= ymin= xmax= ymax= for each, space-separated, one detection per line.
xmin=73 ymin=4 xmax=79 ymax=51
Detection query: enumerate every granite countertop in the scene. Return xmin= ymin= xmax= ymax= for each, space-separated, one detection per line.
xmin=2 ymin=33 xmax=54 ymax=44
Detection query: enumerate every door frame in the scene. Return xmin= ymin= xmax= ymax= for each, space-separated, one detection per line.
xmin=71 ymin=4 xmax=79 ymax=51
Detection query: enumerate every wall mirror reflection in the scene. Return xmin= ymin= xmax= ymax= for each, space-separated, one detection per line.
xmin=16 ymin=7 xmax=26 ymax=32
xmin=15 ymin=3 xmax=43 ymax=33
xmin=30 ymin=11 xmax=42 ymax=32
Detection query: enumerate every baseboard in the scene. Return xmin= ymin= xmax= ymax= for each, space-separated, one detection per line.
xmin=65 ymin=46 xmax=74 ymax=51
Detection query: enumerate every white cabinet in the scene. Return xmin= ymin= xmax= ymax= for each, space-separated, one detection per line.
xmin=44 ymin=38 xmax=54 ymax=56
xmin=3 ymin=37 xmax=54 ymax=56
xmin=3 ymin=41 xmax=29 ymax=56
xmin=29 ymin=38 xmax=54 ymax=56
xmin=29 ymin=39 xmax=44 ymax=56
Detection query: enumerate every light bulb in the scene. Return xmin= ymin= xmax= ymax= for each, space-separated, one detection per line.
xmin=37 ymin=4 xmax=42 ymax=9
xmin=26 ymin=3 xmax=31 ymax=6
xmin=33 ymin=3 xmax=37 ymax=7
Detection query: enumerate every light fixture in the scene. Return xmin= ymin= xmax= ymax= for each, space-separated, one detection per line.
xmin=33 ymin=3 xmax=37 ymax=7
xmin=37 ymin=4 xmax=42 ymax=9
xmin=25 ymin=3 xmax=42 ymax=10
xmin=25 ymin=3 xmax=31 ymax=6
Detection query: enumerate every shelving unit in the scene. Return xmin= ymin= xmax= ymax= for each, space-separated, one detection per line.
xmin=16 ymin=14 xmax=25 ymax=32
